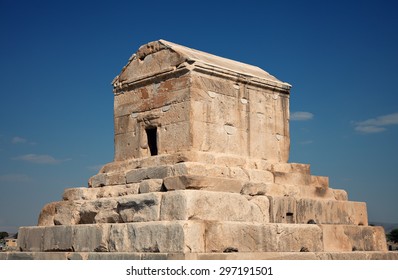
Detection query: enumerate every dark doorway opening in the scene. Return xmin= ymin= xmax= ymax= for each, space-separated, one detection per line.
xmin=286 ymin=212 xmax=294 ymax=223
xmin=146 ymin=127 xmax=158 ymax=156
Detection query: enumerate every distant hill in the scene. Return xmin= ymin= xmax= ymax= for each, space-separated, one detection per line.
xmin=370 ymin=222 xmax=398 ymax=233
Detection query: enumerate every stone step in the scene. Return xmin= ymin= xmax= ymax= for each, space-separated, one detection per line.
xmin=320 ymin=224 xmax=387 ymax=252
xmin=2 ymin=251 xmax=398 ymax=260
xmin=241 ymin=182 xmax=346 ymax=200
xmin=39 ymin=191 xmax=270 ymax=226
xmin=18 ymin=222 xmax=387 ymax=254
xmin=268 ymin=196 xmax=367 ymax=225
xmin=97 ymin=151 xmax=311 ymax=175
xmin=66 ymin=177 xmax=345 ymax=202
xmin=89 ymin=162 xmax=277 ymax=188
xmin=41 ymin=190 xmax=361 ymax=227
xmin=89 ymin=161 xmax=312 ymax=188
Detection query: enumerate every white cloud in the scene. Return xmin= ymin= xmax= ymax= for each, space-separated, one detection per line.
xmin=11 ymin=136 xmax=36 ymax=145
xmin=354 ymin=112 xmax=398 ymax=134
xmin=12 ymin=154 xmax=70 ymax=164
xmin=0 ymin=173 xmax=32 ymax=183
xmin=355 ymin=126 xmax=386 ymax=134
xmin=299 ymin=140 xmax=314 ymax=145
xmin=12 ymin=136 xmax=27 ymax=144
xmin=290 ymin=111 xmax=314 ymax=121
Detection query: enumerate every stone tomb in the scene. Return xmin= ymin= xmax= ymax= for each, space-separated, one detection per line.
xmin=8 ymin=40 xmax=398 ymax=260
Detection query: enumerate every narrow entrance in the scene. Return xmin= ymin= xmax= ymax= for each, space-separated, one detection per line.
xmin=145 ymin=127 xmax=158 ymax=156
xmin=286 ymin=212 xmax=294 ymax=223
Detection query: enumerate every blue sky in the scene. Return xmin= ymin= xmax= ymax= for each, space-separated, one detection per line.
xmin=1 ymin=0 xmax=397 ymax=233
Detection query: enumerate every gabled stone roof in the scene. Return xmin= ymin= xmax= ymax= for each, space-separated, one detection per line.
xmin=113 ymin=39 xmax=291 ymax=91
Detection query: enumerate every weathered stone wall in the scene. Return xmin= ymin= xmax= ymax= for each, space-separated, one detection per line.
xmin=114 ymin=71 xmax=192 ymax=161
xmin=191 ymin=73 xmax=289 ymax=162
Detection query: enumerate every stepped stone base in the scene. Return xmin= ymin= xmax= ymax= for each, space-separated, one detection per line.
xmin=2 ymin=251 xmax=398 ymax=260
xmin=17 ymin=158 xmax=392 ymax=260
xmin=17 ymin=222 xmax=387 ymax=254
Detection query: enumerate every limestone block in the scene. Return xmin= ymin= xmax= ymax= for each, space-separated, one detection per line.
xmin=114 ymin=132 xmax=139 ymax=161
xmin=248 ymin=130 xmax=271 ymax=160
xmin=247 ymin=169 xmax=274 ymax=183
xmin=242 ymin=182 xmax=335 ymax=200
xmin=18 ymin=226 xmax=45 ymax=251
xmin=88 ymin=172 xmax=126 ymax=188
xmin=273 ymin=171 xmax=311 ymax=185
xmin=311 ymin=175 xmax=329 ymax=189
xmin=266 ymin=183 xmax=300 ymax=198
xmin=333 ymin=189 xmax=348 ymax=201
xmin=118 ymin=45 xmax=185 ymax=85
xmin=248 ymin=196 xmax=270 ymax=223
xmin=191 ymin=75 xmax=237 ymax=100
xmin=172 ymin=162 xmax=230 ymax=178
xmin=114 ymin=89 xmax=143 ymax=118
xmin=153 ymin=101 xmax=190 ymax=126
xmin=206 ymin=164 xmax=230 ymax=177
xmin=54 ymin=201 xmax=81 ymax=225
xmin=21 ymin=224 xmax=124 ymax=253
xmin=194 ymin=151 xmax=216 ymax=164
xmin=126 ymin=165 xmax=173 ymax=183
xmin=78 ymin=199 xmax=118 ymax=224
xmin=38 ymin=202 xmax=57 ymax=226
xmin=158 ymin=85 xmax=190 ymax=108
xmin=296 ymin=199 xmax=368 ymax=225
xmin=268 ymin=196 xmax=297 ymax=223
xmin=108 ymin=224 xmax=130 ymax=252
xmin=205 ymin=222 xmax=264 ymax=253
xmin=266 ymin=224 xmax=323 ymax=253
xmin=191 ymin=120 xmax=247 ymax=157
xmin=172 ymin=162 xmax=207 ymax=176
xmin=96 ymin=184 xmax=139 ymax=198
xmin=114 ymin=114 xmax=137 ymax=135
xmin=248 ymin=159 xmax=272 ymax=171
xmin=132 ymin=86 xmax=189 ymax=113
xmin=72 ymin=224 xmax=110 ymax=252
xmin=43 ymin=225 xmax=73 ymax=252
xmin=94 ymin=210 xmax=121 ymax=224
xmin=108 ymin=221 xmax=205 ymax=253
xmin=88 ymin=173 xmax=106 ymax=188
xmin=160 ymin=190 xmax=269 ymax=223
xmin=106 ymin=172 xmax=126 ymax=186
xmin=192 ymin=88 xmax=241 ymax=128
xmin=117 ymin=193 xmax=162 ymax=223
xmin=240 ymin=182 xmax=268 ymax=196
xmin=276 ymin=132 xmax=290 ymax=163
xmin=204 ymin=222 xmax=323 ymax=253
xmin=158 ymin=73 xmax=192 ymax=95
xmin=320 ymin=225 xmax=387 ymax=252
xmin=273 ymin=94 xmax=288 ymax=129
xmin=159 ymin=121 xmax=191 ymax=154
xmin=298 ymin=184 xmax=335 ymax=199
xmin=139 ymin=179 xmax=163 ymax=193
xmin=229 ymin=167 xmax=250 ymax=180
xmin=214 ymin=154 xmax=247 ymax=167
xmin=163 ymin=175 xmax=243 ymax=193
xmin=99 ymin=160 xmax=130 ymax=174
xmin=136 ymin=152 xmax=197 ymax=169
xmin=63 ymin=187 xmax=98 ymax=201
xmin=271 ymin=163 xmax=310 ymax=174
xmin=49 ymin=192 xmax=163 ymax=225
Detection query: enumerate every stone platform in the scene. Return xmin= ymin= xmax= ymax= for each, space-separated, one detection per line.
xmin=12 ymin=40 xmax=394 ymax=260
xmin=15 ymin=158 xmax=391 ymax=260
xmin=2 ymin=251 xmax=398 ymax=260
